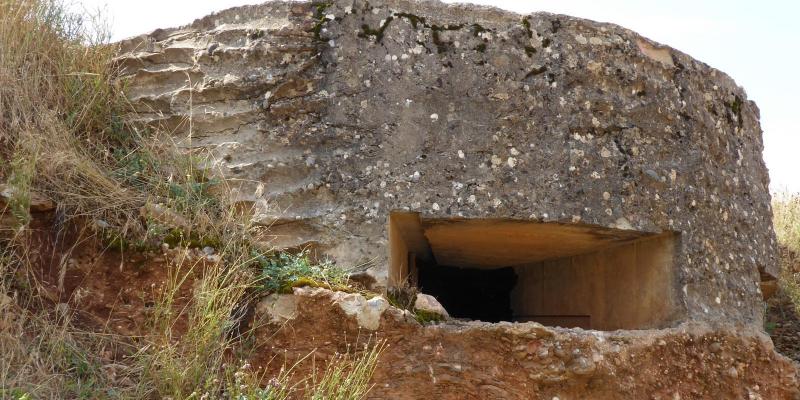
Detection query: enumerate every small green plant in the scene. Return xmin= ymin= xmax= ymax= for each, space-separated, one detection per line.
xmin=5 ymin=150 xmax=37 ymax=227
xmin=413 ymin=309 xmax=445 ymax=325
xmin=164 ymin=157 xmax=221 ymax=215
xmin=111 ymin=147 xmax=158 ymax=189
xmin=765 ymin=320 xmax=777 ymax=335
xmin=258 ymin=250 xmax=349 ymax=294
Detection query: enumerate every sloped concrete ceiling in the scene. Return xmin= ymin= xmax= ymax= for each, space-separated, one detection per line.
xmin=421 ymin=218 xmax=652 ymax=268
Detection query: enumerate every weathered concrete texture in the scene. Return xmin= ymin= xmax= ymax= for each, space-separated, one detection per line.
xmin=115 ymin=0 xmax=776 ymax=326
xmin=252 ymin=287 xmax=800 ymax=399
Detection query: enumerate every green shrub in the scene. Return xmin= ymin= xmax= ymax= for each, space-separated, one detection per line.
xmin=258 ymin=251 xmax=349 ymax=294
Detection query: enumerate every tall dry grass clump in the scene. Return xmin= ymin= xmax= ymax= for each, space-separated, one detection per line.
xmin=773 ymin=193 xmax=800 ymax=311
xmin=0 ymin=0 xmax=237 ymax=242
xmin=307 ymin=341 xmax=384 ymax=400
xmin=773 ymin=193 xmax=800 ymax=255
xmin=0 ymin=0 xmax=137 ymax=228
xmin=0 ymin=0 xmax=381 ymax=398
xmin=0 ymin=1 xmax=132 ymax=397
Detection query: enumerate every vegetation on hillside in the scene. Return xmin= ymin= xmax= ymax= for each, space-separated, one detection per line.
xmin=774 ymin=193 xmax=800 ymax=255
xmin=773 ymin=193 xmax=800 ymax=309
xmin=765 ymin=193 xmax=800 ymax=361
xmin=0 ymin=0 xmax=379 ymax=398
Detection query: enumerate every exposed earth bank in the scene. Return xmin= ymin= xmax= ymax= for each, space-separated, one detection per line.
xmin=253 ymin=287 xmax=800 ymax=400
xmin=15 ymin=212 xmax=800 ymax=399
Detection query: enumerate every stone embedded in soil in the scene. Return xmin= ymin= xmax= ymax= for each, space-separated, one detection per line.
xmin=256 ymin=294 xmax=299 ymax=324
xmin=567 ymin=355 xmax=596 ymax=376
xmin=327 ymin=289 xmax=389 ymax=330
xmin=0 ymin=184 xmax=55 ymax=212
xmin=414 ymin=293 xmax=449 ymax=318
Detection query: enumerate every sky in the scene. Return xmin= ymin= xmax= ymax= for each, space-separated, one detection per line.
xmin=73 ymin=0 xmax=800 ymax=193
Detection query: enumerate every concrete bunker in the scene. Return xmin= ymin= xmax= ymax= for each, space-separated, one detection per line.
xmin=388 ymin=212 xmax=682 ymax=330
xmin=117 ymin=0 xmax=780 ymax=328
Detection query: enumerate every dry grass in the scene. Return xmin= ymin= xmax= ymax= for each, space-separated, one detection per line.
xmin=0 ymin=0 xmax=379 ymax=398
xmin=773 ymin=192 xmax=800 ymax=255
xmin=307 ymin=340 xmax=385 ymax=400
xmin=0 ymin=229 xmax=125 ymax=398
xmin=1 ymin=0 xmax=136 ymax=228
xmin=772 ymin=192 xmax=800 ymax=315
xmin=131 ymin=245 xmax=262 ymax=399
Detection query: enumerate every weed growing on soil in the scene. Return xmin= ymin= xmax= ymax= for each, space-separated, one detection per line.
xmin=258 ymin=250 xmax=350 ymax=294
